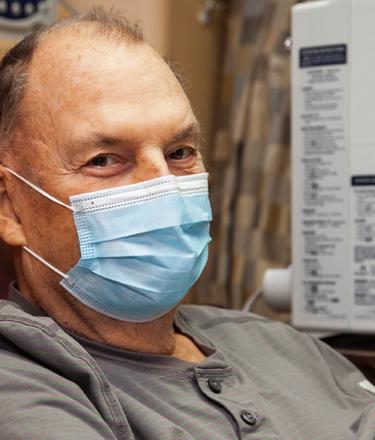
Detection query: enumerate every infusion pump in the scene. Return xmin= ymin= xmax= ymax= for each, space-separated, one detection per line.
xmin=0 ymin=1 xmax=56 ymax=39
xmin=290 ymin=0 xmax=375 ymax=332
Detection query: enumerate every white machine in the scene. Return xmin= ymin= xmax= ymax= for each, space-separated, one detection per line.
xmin=291 ymin=0 xmax=375 ymax=332
xmin=0 ymin=1 xmax=57 ymax=39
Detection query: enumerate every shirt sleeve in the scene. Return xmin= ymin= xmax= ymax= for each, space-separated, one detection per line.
xmin=0 ymin=348 xmax=118 ymax=440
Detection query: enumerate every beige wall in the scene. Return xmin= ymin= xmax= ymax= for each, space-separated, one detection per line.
xmin=68 ymin=0 xmax=170 ymax=55
xmin=168 ymin=0 xmax=225 ymax=155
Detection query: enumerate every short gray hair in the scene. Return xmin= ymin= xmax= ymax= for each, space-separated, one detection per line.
xmin=0 ymin=8 xmax=143 ymax=155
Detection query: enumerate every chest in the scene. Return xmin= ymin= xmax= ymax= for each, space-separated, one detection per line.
xmin=94 ymin=356 xmax=358 ymax=440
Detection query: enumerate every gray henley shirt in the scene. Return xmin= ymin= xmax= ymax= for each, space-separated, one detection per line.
xmin=0 ymin=284 xmax=374 ymax=439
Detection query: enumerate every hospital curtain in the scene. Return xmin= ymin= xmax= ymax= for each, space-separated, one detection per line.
xmin=193 ymin=0 xmax=297 ymax=318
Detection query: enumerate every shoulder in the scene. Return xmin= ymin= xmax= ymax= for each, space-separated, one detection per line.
xmin=177 ymin=305 xmax=345 ymax=370
xmin=178 ymin=304 xmax=289 ymax=337
xmin=177 ymin=304 xmax=314 ymax=356
xmin=178 ymin=303 xmax=268 ymax=323
xmin=178 ymin=305 xmax=365 ymax=383
xmin=0 ymin=301 xmax=118 ymax=438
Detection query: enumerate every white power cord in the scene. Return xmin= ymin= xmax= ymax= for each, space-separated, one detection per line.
xmin=242 ymin=288 xmax=263 ymax=313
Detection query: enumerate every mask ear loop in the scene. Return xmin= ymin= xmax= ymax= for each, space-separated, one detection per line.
xmin=4 ymin=167 xmax=75 ymax=212
xmin=3 ymin=166 xmax=71 ymax=279
xmin=23 ymin=246 xmax=69 ymax=279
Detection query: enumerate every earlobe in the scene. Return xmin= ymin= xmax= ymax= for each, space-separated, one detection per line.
xmin=0 ymin=166 xmax=26 ymax=247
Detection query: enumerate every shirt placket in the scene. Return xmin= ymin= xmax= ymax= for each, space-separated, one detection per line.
xmin=194 ymin=366 xmax=266 ymax=439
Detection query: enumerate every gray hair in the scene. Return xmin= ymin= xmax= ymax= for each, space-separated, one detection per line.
xmin=0 ymin=8 xmax=143 ymax=155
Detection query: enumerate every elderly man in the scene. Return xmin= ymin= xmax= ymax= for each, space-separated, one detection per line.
xmin=0 ymin=9 xmax=373 ymax=440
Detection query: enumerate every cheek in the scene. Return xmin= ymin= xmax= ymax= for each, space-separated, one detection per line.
xmin=188 ymin=154 xmax=206 ymax=173
xmin=196 ymin=156 xmax=206 ymax=172
xmin=20 ymin=196 xmax=81 ymax=271
xmin=55 ymin=219 xmax=81 ymax=268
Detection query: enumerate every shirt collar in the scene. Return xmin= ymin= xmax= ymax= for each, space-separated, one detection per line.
xmin=8 ymin=281 xmax=46 ymax=317
xmin=6 ymin=282 xmax=227 ymax=368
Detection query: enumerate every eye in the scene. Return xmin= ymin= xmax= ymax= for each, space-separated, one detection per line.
xmin=83 ymin=154 xmax=130 ymax=178
xmin=167 ymin=147 xmax=195 ymax=161
xmin=87 ymin=155 xmax=116 ymax=167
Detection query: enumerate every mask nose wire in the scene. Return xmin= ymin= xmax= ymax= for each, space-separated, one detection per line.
xmin=4 ymin=167 xmax=75 ymax=212
xmin=3 ymin=166 xmax=71 ymax=279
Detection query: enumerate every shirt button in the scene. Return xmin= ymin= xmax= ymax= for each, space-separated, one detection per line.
xmin=207 ymin=379 xmax=222 ymax=394
xmin=240 ymin=409 xmax=258 ymax=426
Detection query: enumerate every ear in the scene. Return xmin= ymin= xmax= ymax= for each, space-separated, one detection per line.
xmin=0 ymin=166 xmax=26 ymax=247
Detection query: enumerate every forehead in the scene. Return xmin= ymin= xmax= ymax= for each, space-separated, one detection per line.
xmin=30 ymin=29 xmax=181 ymax=96
xmin=22 ymin=31 xmax=192 ymax=141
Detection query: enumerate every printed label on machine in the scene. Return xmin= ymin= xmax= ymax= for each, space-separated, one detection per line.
xmin=295 ymin=44 xmax=349 ymax=322
xmin=351 ymin=176 xmax=375 ymax=318
xmin=300 ymin=45 xmax=347 ymax=68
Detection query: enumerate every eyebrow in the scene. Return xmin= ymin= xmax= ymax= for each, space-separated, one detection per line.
xmin=168 ymin=122 xmax=201 ymax=146
xmin=68 ymin=122 xmax=201 ymax=154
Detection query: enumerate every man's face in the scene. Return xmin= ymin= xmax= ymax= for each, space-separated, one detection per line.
xmin=6 ymin=32 xmax=205 ymax=287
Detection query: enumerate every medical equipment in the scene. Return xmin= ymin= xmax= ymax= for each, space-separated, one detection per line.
xmin=263 ymin=0 xmax=375 ymax=333
xmin=0 ymin=1 xmax=56 ymax=39
xmin=292 ymin=0 xmax=375 ymax=332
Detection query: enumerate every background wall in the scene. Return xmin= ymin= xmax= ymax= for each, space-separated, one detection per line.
xmin=67 ymin=0 xmax=171 ymax=55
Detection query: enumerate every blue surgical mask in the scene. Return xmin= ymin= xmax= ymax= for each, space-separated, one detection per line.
xmin=5 ymin=168 xmax=212 ymax=322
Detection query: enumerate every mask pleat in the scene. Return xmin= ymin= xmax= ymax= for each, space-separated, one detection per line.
xmin=75 ymin=193 xmax=211 ymax=247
